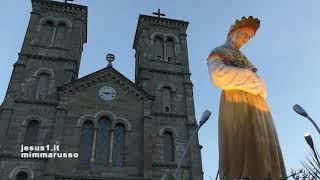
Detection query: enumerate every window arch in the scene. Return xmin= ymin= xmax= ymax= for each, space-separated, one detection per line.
xmin=162 ymin=87 xmax=172 ymax=112
xmin=95 ymin=117 xmax=111 ymax=165
xmin=155 ymin=36 xmax=164 ymax=61
xmin=166 ymin=38 xmax=175 ymax=62
xmin=79 ymin=120 xmax=94 ymax=164
xmin=54 ymin=22 xmax=67 ymax=47
xmin=15 ymin=171 xmax=28 ymax=180
xmin=163 ymin=131 xmax=174 ymax=162
xmin=113 ymin=123 xmax=125 ymax=167
xmin=40 ymin=20 xmax=55 ymax=46
xmin=23 ymin=120 xmax=39 ymax=145
xmin=36 ymin=73 xmax=50 ymax=100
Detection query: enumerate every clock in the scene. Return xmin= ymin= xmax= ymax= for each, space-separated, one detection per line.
xmin=98 ymin=86 xmax=116 ymax=101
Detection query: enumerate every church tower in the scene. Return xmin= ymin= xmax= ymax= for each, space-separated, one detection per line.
xmin=1 ymin=0 xmax=87 ymax=107
xmin=0 ymin=0 xmax=87 ymax=179
xmin=133 ymin=12 xmax=203 ymax=179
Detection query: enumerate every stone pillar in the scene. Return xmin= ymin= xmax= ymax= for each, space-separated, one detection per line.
xmin=143 ymin=100 xmax=153 ymax=178
xmin=0 ymin=107 xmax=13 ymax=151
xmin=44 ymin=92 xmax=68 ymax=174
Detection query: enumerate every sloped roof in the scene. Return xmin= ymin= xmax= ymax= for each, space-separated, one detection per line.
xmin=57 ymin=66 xmax=154 ymax=101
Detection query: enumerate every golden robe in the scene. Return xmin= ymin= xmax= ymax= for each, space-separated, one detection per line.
xmin=207 ymin=45 xmax=286 ymax=179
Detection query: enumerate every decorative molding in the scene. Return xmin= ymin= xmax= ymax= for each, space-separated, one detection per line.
xmin=153 ymin=112 xmax=187 ymax=118
xmin=77 ymin=111 xmax=132 ymax=132
xmin=34 ymin=68 xmax=55 ymax=79
xmin=159 ymin=127 xmax=177 ymax=138
xmin=152 ymin=162 xmax=190 ymax=168
xmin=140 ymin=67 xmax=190 ymax=76
xmin=58 ymin=67 xmax=154 ymax=101
xmin=39 ymin=16 xmax=73 ymax=27
xmin=31 ymin=0 xmax=87 ymax=43
xmin=15 ymin=99 xmax=58 ymax=106
xmin=19 ymin=53 xmax=77 ymax=63
xmin=133 ymin=15 xmax=189 ymax=49
xmin=22 ymin=115 xmax=45 ymax=128
xmin=8 ymin=165 xmax=35 ymax=180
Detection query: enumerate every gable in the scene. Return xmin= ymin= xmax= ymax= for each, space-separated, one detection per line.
xmin=57 ymin=67 xmax=154 ymax=102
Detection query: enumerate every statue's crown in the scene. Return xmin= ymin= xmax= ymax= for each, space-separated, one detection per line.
xmin=228 ymin=16 xmax=260 ymax=35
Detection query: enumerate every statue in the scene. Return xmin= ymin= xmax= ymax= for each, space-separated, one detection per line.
xmin=207 ymin=16 xmax=286 ymax=179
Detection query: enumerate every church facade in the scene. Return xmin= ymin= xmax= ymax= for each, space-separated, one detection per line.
xmin=0 ymin=0 xmax=203 ymax=179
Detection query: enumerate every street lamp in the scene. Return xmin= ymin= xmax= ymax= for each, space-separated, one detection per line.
xmin=174 ymin=110 xmax=211 ymax=179
xmin=293 ymin=104 xmax=320 ymax=136
xmin=303 ymin=133 xmax=320 ymax=172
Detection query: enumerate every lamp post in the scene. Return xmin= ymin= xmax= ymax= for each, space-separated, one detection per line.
xmin=304 ymin=133 xmax=320 ymax=165
xmin=173 ymin=110 xmax=211 ymax=179
xmin=293 ymin=104 xmax=320 ymax=136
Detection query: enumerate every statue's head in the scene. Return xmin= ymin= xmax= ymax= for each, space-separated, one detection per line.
xmin=227 ymin=16 xmax=260 ymax=49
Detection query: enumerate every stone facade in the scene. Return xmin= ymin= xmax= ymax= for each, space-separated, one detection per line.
xmin=0 ymin=1 xmax=203 ymax=180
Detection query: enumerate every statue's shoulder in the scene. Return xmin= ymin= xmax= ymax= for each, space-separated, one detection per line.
xmin=209 ymin=45 xmax=229 ymax=55
xmin=208 ymin=45 xmax=232 ymax=61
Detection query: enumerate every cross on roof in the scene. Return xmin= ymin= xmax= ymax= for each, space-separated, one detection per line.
xmin=106 ymin=53 xmax=115 ymax=67
xmin=152 ymin=9 xmax=165 ymax=18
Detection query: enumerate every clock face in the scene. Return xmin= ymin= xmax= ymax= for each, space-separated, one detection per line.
xmin=99 ymin=86 xmax=116 ymax=101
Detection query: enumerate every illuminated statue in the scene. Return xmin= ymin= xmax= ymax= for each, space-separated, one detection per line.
xmin=207 ymin=16 xmax=286 ymax=179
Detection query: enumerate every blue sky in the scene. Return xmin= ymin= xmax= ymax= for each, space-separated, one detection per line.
xmin=1 ymin=0 xmax=320 ymax=179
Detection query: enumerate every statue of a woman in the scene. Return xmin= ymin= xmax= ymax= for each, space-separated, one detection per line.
xmin=207 ymin=16 xmax=286 ymax=179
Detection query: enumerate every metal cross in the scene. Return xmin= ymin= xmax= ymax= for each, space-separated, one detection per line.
xmin=106 ymin=53 xmax=115 ymax=67
xmin=152 ymin=9 xmax=165 ymax=18
xmin=64 ymin=0 xmax=74 ymax=3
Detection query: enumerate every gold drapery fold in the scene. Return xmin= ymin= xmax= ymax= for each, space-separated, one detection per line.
xmin=218 ymin=89 xmax=286 ymax=179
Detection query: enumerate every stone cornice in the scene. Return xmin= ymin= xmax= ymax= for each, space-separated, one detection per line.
xmin=57 ymin=67 xmax=155 ymax=101
xmin=44 ymin=173 xmax=147 ymax=180
xmin=19 ymin=53 xmax=78 ymax=63
xmin=140 ymin=67 xmax=191 ymax=76
xmin=152 ymin=162 xmax=190 ymax=168
xmin=153 ymin=112 xmax=187 ymax=118
xmin=133 ymin=15 xmax=189 ymax=49
xmin=31 ymin=0 xmax=88 ymax=43
xmin=15 ymin=99 xmax=58 ymax=106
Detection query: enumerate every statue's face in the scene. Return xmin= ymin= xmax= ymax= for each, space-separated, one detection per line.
xmin=230 ymin=28 xmax=255 ymax=49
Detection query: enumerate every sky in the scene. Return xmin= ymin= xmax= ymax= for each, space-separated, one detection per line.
xmin=1 ymin=0 xmax=320 ymax=179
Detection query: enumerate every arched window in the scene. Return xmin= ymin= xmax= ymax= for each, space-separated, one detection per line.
xmin=24 ymin=120 xmax=39 ymax=145
xmin=155 ymin=36 xmax=164 ymax=61
xmin=15 ymin=171 xmax=28 ymax=180
xmin=54 ymin=22 xmax=67 ymax=47
xmin=162 ymin=87 xmax=172 ymax=112
xmin=166 ymin=38 xmax=175 ymax=62
xmin=95 ymin=118 xmax=111 ymax=165
xmin=40 ymin=20 xmax=54 ymax=46
xmin=113 ymin=123 xmax=125 ymax=167
xmin=163 ymin=131 xmax=174 ymax=162
xmin=36 ymin=73 xmax=50 ymax=100
xmin=79 ymin=121 xmax=94 ymax=164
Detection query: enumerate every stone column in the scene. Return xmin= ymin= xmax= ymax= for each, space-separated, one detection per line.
xmin=90 ymin=128 xmax=97 ymax=163
xmin=45 ymin=92 xmax=68 ymax=174
xmin=109 ymin=129 xmax=115 ymax=164
xmin=0 ymin=107 xmax=13 ymax=151
xmin=143 ymin=100 xmax=154 ymax=178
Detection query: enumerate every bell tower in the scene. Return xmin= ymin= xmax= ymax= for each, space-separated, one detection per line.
xmin=0 ymin=0 xmax=87 ymax=177
xmin=133 ymin=12 xmax=203 ymax=179
xmin=1 ymin=0 xmax=87 ymax=108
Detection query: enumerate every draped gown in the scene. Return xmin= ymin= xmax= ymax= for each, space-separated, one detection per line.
xmin=207 ymin=44 xmax=286 ymax=179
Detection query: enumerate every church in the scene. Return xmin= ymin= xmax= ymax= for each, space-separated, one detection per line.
xmin=0 ymin=0 xmax=203 ymax=179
